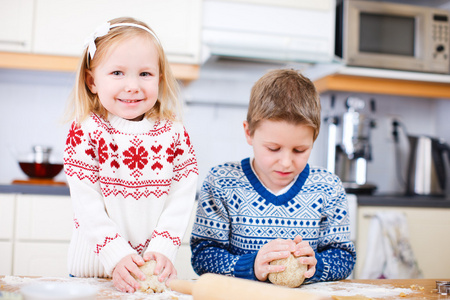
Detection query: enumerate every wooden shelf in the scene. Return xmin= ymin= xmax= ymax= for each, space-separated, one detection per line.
xmin=313 ymin=67 xmax=450 ymax=99
xmin=0 ymin=52 xmax=200 ymax=83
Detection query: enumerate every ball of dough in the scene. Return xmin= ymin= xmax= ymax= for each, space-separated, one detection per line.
xmin=268 ymin=254 xmax=307 ymax=288
xmin=133 ymin=260 xmax=168 ymax=293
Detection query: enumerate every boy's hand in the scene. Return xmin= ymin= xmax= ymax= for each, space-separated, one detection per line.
xmin=143 ymin=251 xmax=178 ymax=286
xmin=112 ymin=254 xmax=146 ymax=293
xmin=292 ymin=235 xmax=317 ymax=278
xmin=254 ymin=238 xmax=296 ymax=281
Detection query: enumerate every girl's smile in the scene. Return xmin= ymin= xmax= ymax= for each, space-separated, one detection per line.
xmin=86 ymin=35 xmax=160 ymax=121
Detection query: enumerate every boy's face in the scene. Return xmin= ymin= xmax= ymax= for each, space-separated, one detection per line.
xmin=86 ymin=36 xmax=160 ymax=121
xmin=244 ymin=119 xmax=314 ymax=193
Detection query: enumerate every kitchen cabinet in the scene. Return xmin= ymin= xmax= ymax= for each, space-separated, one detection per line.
xmin=0 ymin=0 xmax=34 ymax=53
xmin=314 ymin=66 xmax=450 ymax=99
xmin=0 ymin=194 xmax=14 ymax=275
xmin=0 ymin=0 xmax=202 ymax=82
xmin=13 ymin=194 xmax=73 ymax=277
xmin=354 ymin=205 xmax=450 ymax=279
xmin=13 ymin=242 xmax=70 ymax=277
xmin=0 ymin=192 xmax=198 ymax=279
xmin=174 ymin=202 xmax=199 ymax=280
xmin=32 ymin=0 xmax=202 ymax=65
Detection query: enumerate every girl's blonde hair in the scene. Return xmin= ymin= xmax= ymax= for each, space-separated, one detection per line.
xmin=246 ymin=69 xmax=321 ymax=141
xmin=66 ymin=17 xmax=181 ymax=123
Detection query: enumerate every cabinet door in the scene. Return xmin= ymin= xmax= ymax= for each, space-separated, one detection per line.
xmin=13 ymin=242 xmax=70 ymax=277
xmin=174 ymin=202 xmax=198 ymax=280
xmin=174 ymin=244 xmax=198 ymax=280
xmin=0 ymin=194 xmax=15 ymax=239
xmin=15 ymin=195 xmax=73 ymax=241
xmin=0 ymin=0 xmax=34 ymax=52
xmin=0 ymin=241 xmax=13 ymax=275
xmin=355 ymin=206 xmax=450 ymax=279
xmin=33 ymin=0 xmax=202 ymax=64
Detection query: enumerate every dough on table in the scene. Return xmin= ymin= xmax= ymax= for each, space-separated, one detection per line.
xmin=268 ymin=254 xmax=307 ymax=288
xmin=133 ymin=260 xmax=168 ymax=293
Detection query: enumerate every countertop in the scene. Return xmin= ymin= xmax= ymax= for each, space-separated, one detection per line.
xmin=1 ymin=184 xmax=450 ymax=208
xmin=356 ymin=193 xmax=450 ymax=208
xmin=0 ymin=276 xmax=447 ymax=299
xmin=0 ymin=183 xmax=70 ymax=196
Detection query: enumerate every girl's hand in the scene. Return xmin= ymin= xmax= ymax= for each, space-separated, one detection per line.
xmin=143 ymin=251 xmax=177 ymax=286
xmin=292 ymin=235 xmax=317 ymax=278
xmin=254 ymin=238 xmax=296 ymax=281
xmin=112 ymin=254 xmax=146 ymax=293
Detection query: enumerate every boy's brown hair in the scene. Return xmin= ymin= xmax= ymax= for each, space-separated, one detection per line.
xmin=246 ymin=69 xmax=321 ymax=141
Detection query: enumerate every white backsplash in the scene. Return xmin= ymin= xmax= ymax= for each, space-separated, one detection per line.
xmin=0 ymin=64 xmax=449 ymax=194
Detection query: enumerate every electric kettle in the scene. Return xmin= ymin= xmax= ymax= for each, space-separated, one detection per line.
xmin=406 ymin=135 xmax=450 ymax=196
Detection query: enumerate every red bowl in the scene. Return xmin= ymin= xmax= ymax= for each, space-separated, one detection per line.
xmin=18 ymin=162 xmax=64 ymax=179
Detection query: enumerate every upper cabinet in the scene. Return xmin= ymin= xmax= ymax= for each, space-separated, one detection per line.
xmin=32 ymin=0 xmax=202 ymax=64
xmin=202 ymin=0 xmax=336 ymax=63
xmin=0 ymin=0 xmax=34 ymax=53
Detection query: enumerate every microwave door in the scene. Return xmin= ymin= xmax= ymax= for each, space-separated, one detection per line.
xmin=342 ymin=0 xmax=450 ymax=74
xmin=346 ymin=12 xmax=427 ymax=72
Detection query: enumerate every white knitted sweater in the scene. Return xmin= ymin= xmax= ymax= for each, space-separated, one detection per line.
xmin=64 ymin=113 xmax=198 ymax=277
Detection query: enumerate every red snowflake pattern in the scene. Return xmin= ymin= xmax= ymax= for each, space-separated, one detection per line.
xmin=66 ymin=122 xmax=84 ymax=147
xmin=184 ymin=129 xmax=191 ymax=147
xmin=166 ymin=142 xmax=184 ymax=163
xmin=98 ymin=138 xmax=109 ymax=164
xmin=123 ymin=146 xmax=149 ymax=170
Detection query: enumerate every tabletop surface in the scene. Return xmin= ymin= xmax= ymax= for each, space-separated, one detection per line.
xmin=0 ymin=276 xmax=447 ymax=299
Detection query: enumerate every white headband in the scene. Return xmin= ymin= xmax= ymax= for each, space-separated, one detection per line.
xmin=84 ymin=22 xmax=161 ymax=60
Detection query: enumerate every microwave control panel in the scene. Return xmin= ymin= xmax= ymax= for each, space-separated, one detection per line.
xmin=431 ymin=14 xmax=449 ymax=62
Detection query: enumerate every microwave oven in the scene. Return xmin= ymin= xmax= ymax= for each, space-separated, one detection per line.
xmin=336 ymin=0 xmax=450 ymax=74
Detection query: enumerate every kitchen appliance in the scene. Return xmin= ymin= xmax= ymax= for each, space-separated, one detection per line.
xmin=405 ymin=135 xmax=450 ymax=196
xmin=392 ymin=121 xmax=450 ymax=196
xmin=325 ymin=96 xmax=377 ymax=194
xmin=169 ymin=273 xmax=326 ymax=300
xmin=203 ymin=0 xmax=336 ymax=63
xmin=336 ymin=0 xmax=450 ymax=74
xmin=12 ymin=145 xmax=65 ymax=186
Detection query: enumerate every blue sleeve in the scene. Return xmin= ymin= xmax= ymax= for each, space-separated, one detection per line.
xmin=306 ymin=186 xmax=357 ymax=283
xmin=190 ymin=168 xmax=258 ymax=279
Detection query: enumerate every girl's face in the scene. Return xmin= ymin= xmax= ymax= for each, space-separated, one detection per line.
xmin=86 ymin=36 xmax=160 ymax=121
xmin=244 ymin=119 xmax=314 ymax=193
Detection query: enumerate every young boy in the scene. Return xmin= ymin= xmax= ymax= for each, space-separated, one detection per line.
xmin=190 ymin=69 xmax=356 ymax=283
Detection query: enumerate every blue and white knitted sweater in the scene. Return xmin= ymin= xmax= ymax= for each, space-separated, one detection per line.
xmin=190 ymin=158 xmax=356 ymax=283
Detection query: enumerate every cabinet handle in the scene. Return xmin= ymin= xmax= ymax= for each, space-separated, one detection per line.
xmin=0 ymin=40 xmax=27 ymax=47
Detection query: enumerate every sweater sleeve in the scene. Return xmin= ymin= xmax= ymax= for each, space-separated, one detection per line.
xmin=64 ymin=121 xmax=136 ymax=275
xmin=190 ymin=168 xmax=257 ymax=279
xmin=145 ymin=125 xmax=198 ymax=263
xmin=305 ymin=181 xmax=357 ymax=283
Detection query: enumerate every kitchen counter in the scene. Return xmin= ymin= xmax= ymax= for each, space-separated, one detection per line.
xmin=1 ymin=184 xmax=449 ymax=208
xmin=357 ymin=194 xmax=450 ymax=208
xmin=0 ymin=276 xmax=446 ymax=299
xmin=0 ymin=184 xmax=70 ymax=196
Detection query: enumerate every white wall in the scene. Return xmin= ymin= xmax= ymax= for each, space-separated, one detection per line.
xmin=0 ymin=64 xmax=448 ymax=195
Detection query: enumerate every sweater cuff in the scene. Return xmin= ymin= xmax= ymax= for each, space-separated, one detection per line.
xmin=146 ymin=234 xmax=179 ymax=263
xmin=305 ymin=252 xmax=324 ymax=283
xmin=98 ymin=237 xmax=137 ymax=276
xmin=233 ymin=252 xmax=258 ymax=280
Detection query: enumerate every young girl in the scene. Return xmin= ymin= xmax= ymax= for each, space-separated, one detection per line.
xmin=64 ymin=17 xmax=198 ymax=293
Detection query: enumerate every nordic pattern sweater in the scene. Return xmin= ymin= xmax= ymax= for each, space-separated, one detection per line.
xmin=64 ymin=113 xmax=198 ymax=277
xmin=190 ymin=158 xmax=356 ymax=283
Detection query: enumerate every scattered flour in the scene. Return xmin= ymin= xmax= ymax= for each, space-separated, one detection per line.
xmin=1 ymin=276 xmax=193 ymax=300
xmin=2 ymin=276 xmax=419 ymax=299
xmin=300 ymin=281 xmax=417 ymax=298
